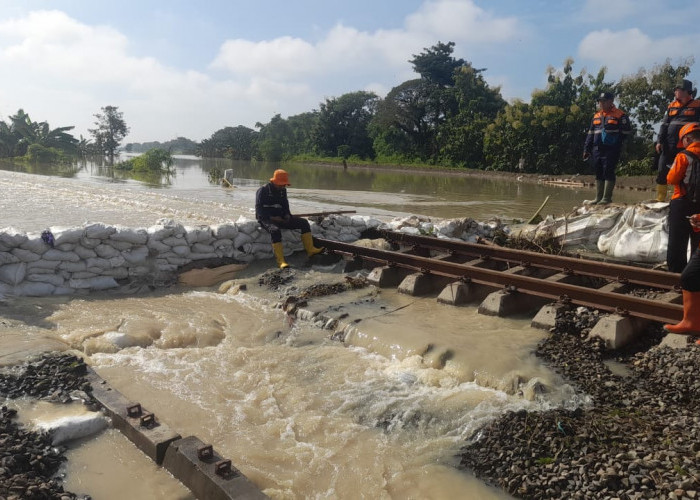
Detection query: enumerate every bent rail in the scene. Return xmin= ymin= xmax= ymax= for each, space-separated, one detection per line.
xmin=316 ymin=236 xmax=683 ymax=324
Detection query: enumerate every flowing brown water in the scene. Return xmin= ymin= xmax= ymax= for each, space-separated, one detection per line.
xmin=0 ymin=166 xmax=593 ymax=498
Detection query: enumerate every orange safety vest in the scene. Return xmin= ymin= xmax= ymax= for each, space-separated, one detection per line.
xmin=667 ymin=141 xmax=700 ymax=199
xmin=658 ymin=99 xmax=700 ymax=153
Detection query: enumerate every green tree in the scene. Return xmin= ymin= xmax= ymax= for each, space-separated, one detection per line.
xmin=484 ymin=60 xmax=613 ymax=174
xmin=409 ymin=41 xmax=465 ymax=87
xmin=89 ymin=106 xmax=129 ymax=164
xmin=617 ymin=58 xmax=694 ymax=141
xmin=312 ymin=91 xmax=378 ymax=159
xmin=370 ymin=79 xmax=434 ymax=161
xmin=439 ymin=64 xmax=506 ymax=167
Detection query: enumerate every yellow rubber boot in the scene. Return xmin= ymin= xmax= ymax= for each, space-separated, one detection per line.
xmin=301 ymin=232 xmax=324 ymax=257
xmin=656 ymin=184 xmax=668 ymax=202
xmin=664 ymin=290 xmax=700 ymax=335
xmin=271 ymin=242 xmax=289 ymax=269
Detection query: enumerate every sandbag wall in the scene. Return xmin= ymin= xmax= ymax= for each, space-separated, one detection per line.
xmin=0 ymin=214 xmax=506 ymax=297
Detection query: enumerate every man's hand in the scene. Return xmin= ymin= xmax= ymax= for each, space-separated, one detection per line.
xmin=690 ymin=214 xmax=700 ymax=229
xmin=655 ymin=143 xmax=663 ymax=154
xmin=583 ymin=152 xmax=590 ymax=161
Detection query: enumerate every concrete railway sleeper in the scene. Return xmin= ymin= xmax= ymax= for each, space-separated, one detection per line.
xmin=315 ymin=237 xmax=685 ymax=350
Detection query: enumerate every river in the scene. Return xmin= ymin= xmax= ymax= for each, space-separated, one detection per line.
xmin=0 ymin=157 xmax=622 ymax=499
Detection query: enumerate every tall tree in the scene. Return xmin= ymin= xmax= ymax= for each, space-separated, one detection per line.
xmin=312 ymin=91 xmax=378 ymax=159
xmin=89 ymin=106 xmax=129 ymax=164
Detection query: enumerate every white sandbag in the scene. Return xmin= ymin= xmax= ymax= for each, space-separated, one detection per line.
xmin=104 ymin=239 xmax=134 ymax=251
xmin=0 ymin=228 xmax=28 ymax=248
xmin=192 ymin=243 xmax=215 ymax=253
xmin=79 ymin=236 xmax=101 ymax=249
xmin=53 ymin=227 xmax=84 ymax=245
xmin=524 ymin=208 xmax=623 ymax=249
xmin=19 ymin=235 xmax=50 ymax=254
xmin=597 ymin=205 xmax=668 ymax=262
xmin=85 ymin=257 xmax=111 ymax=270
xmin=122 ymin=246 xmax=149 ymax=265
xmin=14 ymin=281 xmax=56 ymax=296
xmin=72 ymin=271 xmax=99 ymax=279
xmin=28 ymin=259 xmax=60 ymax=270
xmin=0 ymin=262 xmax=27 ymax=285
xmin=212 ymin=224 xmax=238 ymax=240
xmin=236 ymin=219 xmax=260 ymax=234
xmin=171 ymin=245 xmax=191 ymax=257
xmin=350 ymin=216 xmax=368 ymax=228
xmin=109 ymin=255 xmax=126 ymax=268
xmin=213 ymin=238 xmax=233 ymax=249
xmin=0 ymin=252 xmax=20 ymax=265
xmin=26 ymin=274 xmax=65 ymax=286
xmin=73 ymin=245 xmax=97 ymax=259
xmin=55 ymin=243 xmax=76 ymax=252
xmin=162 ymin=235 xmax=186 ymax=247
xmin=43 ymin=249 xmax=81 ymax=262
xmin=58 ymin=260 xmax=87 ymax=272
xmin=84 ymin=223 xmax=116 ymax=239
xmin=36 ymin=413 xmax=109 ymax=445
xmin=184 ymin=227 xmax=213 ymax=245
xmin=94 ymin=244 xmax=120 ymax=259
xmin=147 ymin=239 xmax=171 ymax=252
xmin=69 ymin=276 xmax=118 ymax=290
xmin=189 ymin=252 xmax=219 ymax=261
xmin=233 ymin=232 xmax=253 ymax=248
xmin=110 ymin=227 xmax=148 ymax=245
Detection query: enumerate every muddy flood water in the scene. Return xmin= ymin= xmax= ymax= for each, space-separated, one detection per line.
xmin=0 ymin=162 xmax=608 ymax=499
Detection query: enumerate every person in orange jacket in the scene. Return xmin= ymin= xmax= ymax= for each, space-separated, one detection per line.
xmin=665 ymin=122 xmax=700 ymax=272
xmin=664 ymin=122 xmax=700 ymax=344
xmin=665 ymin=213 xmax=700 ymax=345
xmin=255 ymin=169 xmax=324 ymax=269
xmin=582 ymin=92 xmax=632 ymax=205
xmin=654 ymin=79 xmax=700 ymax=201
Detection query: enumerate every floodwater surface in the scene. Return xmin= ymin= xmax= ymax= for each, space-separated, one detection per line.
xmin=0 ymin=164 xmax=594 ymax=499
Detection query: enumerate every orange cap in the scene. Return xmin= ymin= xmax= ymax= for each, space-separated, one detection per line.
xmin=678 ymin=122 xmax=700 ymax=148
xmin=270 ymin=169 xmax=291 ymax=186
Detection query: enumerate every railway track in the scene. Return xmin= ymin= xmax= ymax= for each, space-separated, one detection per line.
xmin=316 ymin=230 xmax=683 ymax=325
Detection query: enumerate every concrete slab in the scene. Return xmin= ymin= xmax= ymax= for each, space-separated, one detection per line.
xmin=478 ymin=290 xmax=548 ymax=317
xmin=658 ymin=333 xmax=695 ymax=349
xmin=588 ymin=314 xmax=649 ymax=350
xmin=531 ymin=303 xmax=569 ymax=330
xmin=163 ymin=436 xmax=268 ymax=500
xmin=366 ymin=266 xmax=408 ymax=287
xmin=437 ymin=281 xmax=491 ymax=305
xmin=397 ymin=273 xmax=448 ymax=296
xmin=86 ymin=368 xmax=181 ymax=464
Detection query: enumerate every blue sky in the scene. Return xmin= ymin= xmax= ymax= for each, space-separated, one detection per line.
xmin=0 ymin=0 xmax=697 ymax=143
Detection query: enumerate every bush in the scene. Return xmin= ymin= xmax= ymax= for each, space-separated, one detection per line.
xmin=115 ymin=148 xmax=173 ymax=172
xmin=618 ymin=157 xmax=654 ymax=176
xmin=25 ymin=144 xmax=66 ymax=163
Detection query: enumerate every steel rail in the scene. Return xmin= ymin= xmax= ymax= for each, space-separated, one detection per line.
xmin=317 ymin=238 xmax=683 ymax=324
xmin=375 ymin=230 xmax=680 ymax=290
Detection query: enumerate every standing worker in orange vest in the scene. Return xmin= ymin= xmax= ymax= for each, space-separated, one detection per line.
xmin=655 ymin=79 xmax=700 ymax=201
xmin=255 ymin=169 xmax=324 ymax=269
xmin=665 ymin=122 xmax=700 ymax=273
xmin=582 ymin=92 xmax=632 ymax=205
xmin=664 ymin=122 xmax=700 ymax=344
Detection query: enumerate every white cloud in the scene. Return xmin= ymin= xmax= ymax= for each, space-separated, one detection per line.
xmin=578 ymin=28 xmax=698 ymax=77
xmin=0 ymin=1 xmax=524 ymax=142
xmin=209 ymin=0 xmax=522 ymax=81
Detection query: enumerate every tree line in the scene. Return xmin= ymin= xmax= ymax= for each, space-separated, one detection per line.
xmin=197 ymin=42 xmax=693 ymax=175
xmin=1 ymin=41 xmax=693 ymax=176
